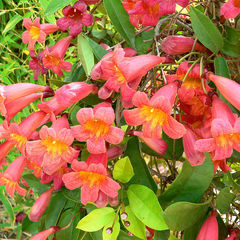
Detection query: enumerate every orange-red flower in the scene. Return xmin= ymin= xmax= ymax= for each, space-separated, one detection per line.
xmin=220 ymin=0 xmax=240 ymax=19
xmin=38 ymin=82 xmax=97 ymax=117
xmin=22 ymin=18 xmax=59 ymax=52
xmin=42 ymin=36 xmax=73 ymax=76
xmin=57 ymin=0 xmax=93 ymax=37
xmin=29 ymin=226 xmax=60 ymax=240
xmin=0 ymin=83 xmax=50 ymax=117
xmin=123 ymin=82 xmax=186 ymax=139
xmin=62 ymin=154 xmax=120 ymax=205
xmin=26 ymin=115 xmax=79 ymax=175
xmin=71 ymin=105 xmax=124 ymax=154
xmin=122 ymin=0 xmax=189 ymax=27
xmin=161 ymin=36 xmax=206 ymax=55
xmin=0 ymin=156 xmax=26 ymax=197
xmin=91 ymin=46 xmax=165 ymax=107
xmin=208 ymin=73 xmax=240 ymax=111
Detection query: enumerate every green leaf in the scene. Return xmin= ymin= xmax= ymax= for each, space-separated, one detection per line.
xmin=77 ymin=207 xmax=115 ymax=232
xmin=214 ymin=57 xmax=230 ymax=79
xmin=55 ymin=209 xmax=80 ymax=239
xmin=104 ymin=0 xmax=136 ymax=48
xmin=159 ymin=153 xmax=214 ymax=208
xmin=3 ymin=14 xmax=23 ymax=34
xmin=45 ymin=191 xmax=67 ymax=228
xmin=63 ymin=188 xmax=81 ymax=203
xmin=0 ymin=187 xmax=15 ymax=224
xmin=163 ymin=200 xmax=210 ymax=231
xmin=113 ymin=157 xmax=134 ymax=183
xmin=216 ymin=187 xmax=235 ymax=214
xmin=189 ymin=6 xmax=223 ymax=53
xmin=77 ymin=34 xmax=95 ymax=76
xmin=22 ymin=216 xmax=41 ymax=235
xmin=120 ymin=206 xmax=146 ymax=240
xmin=83 ymin=34 xmax=108 ymax=60
xmin=135 ymin=30 xmax=154 ymax=54
xmin=162 ymin=133 xmax=183 ymax=160
xmin=127 ymin=184 xmax=168 ymax=231
xmin=124 ymin=137 xmax=157 ymax=192
xmin=153 ymin=230 xmax=170 ymax=240
xmin=39 ymin=0 xmax=56 ymax=23
xmin=45 ymin=0 xmax=72 ymax=16
xmin=23 ymin=174 xmax=49 ymax=195
xmin=221 ymin=26 xmax=240 ymax=57
xmin=224 ymin=171 xmax=240 ymax=192
xmin=102 ymin=216 xmax=120 ymax=240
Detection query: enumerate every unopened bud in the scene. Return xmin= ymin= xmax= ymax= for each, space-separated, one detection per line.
xmin=120 ymin=212 xmax=128 ymax=220
xmin=128 ymin=232 xmax=133 ymax=236
xmin=124 ymin=221 xmax=130 ymax=227
xmin=106 ymin=227 xmax=113 ymax=234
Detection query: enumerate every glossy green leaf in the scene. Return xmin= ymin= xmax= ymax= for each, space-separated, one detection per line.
xmin=77 ymin=34 xmax=95 ymax=76
xmin=22 ymin=216 xmax=41 ymax=235
xmin=63 ymin=188 xmax=81 ymax=203
xmin=84 ymin=34 xmax=108 ymax=60
xmin=56 ymin=209 xmax=80 ymax=239
xmin=159 ymin=153 xmax=214 ymax=208
xmin=125 ymin=137 xmax=157 ymax=192
xmin=222 ymin=39 xmax=240 ymax=57
xmin=45 ymin=0 xmax=72 ymax=16
xmin=23 ymin=174 xmax=49 ymax=195
xmin=102 ymin=216 xmax=120 ymax=240
xmin=221 ymin=26 xmax=240 ymax=57
xmin=163 ymin=200 xmax=210 ymax=231
xmin=214 ymin=57 xmax=230 ymax=79
xmin=113 ymin=157 xmax=134 ymax=183
xmin=45 ymin=191 xmax=67 ymax=228
xmin=127 ymin=184 xmax=168 ymax=231
xmin=3 ymin=14 xmax=22 ymax=34
xmin=162 ymin=132 xmax=183 ymax=160
xmin=189 ymin=6 xmax=223 ymax=53
xmin=77 ymin=207 xmax=115 ymax=232
xmin=0 ymin=187 xmax=15 ymax=224
xmin=120 ymin=206 xmax=146 ymax=240
xmin=104 ymin=0 xmax=136 ymax=48
xmin=216 ymin=187 xmax=235 ymax=214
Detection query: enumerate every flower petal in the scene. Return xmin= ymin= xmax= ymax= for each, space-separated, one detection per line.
xmin=105 ymin=126 xmax=124 ymax=144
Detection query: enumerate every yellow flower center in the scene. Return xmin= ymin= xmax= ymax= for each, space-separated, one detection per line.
xmin=44 ymin=55 xmax=61 ymax=66
xmin=42 ymin=139 xmax=69 ymax=157
xmin=29 ymin=26 xmax=41 ymax=40
xmin=113 ymin=64 xmax=126 ymax=84
xmin=215 ymin=133 xmax=240 ymax=147
xmin=84 ymin=119 xmax=109 ymax=138
xmin=10 ymin=133 xmax=27 ymax=148
xmin=178 ymin=74 xmax=202 ymax=90
xmin=140 ymin=105 xmax=168 ymax=129
xmin=79 ymin=171 xmax=106 ymax=188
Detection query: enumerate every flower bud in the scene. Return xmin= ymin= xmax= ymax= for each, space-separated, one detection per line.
xmin=120 ymin=212 xmax=128 ymax=220
xmin=29 ymin=187 xmax=54 ymax=222
xmin=106 ymin=227 xmax=113 ymax=234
